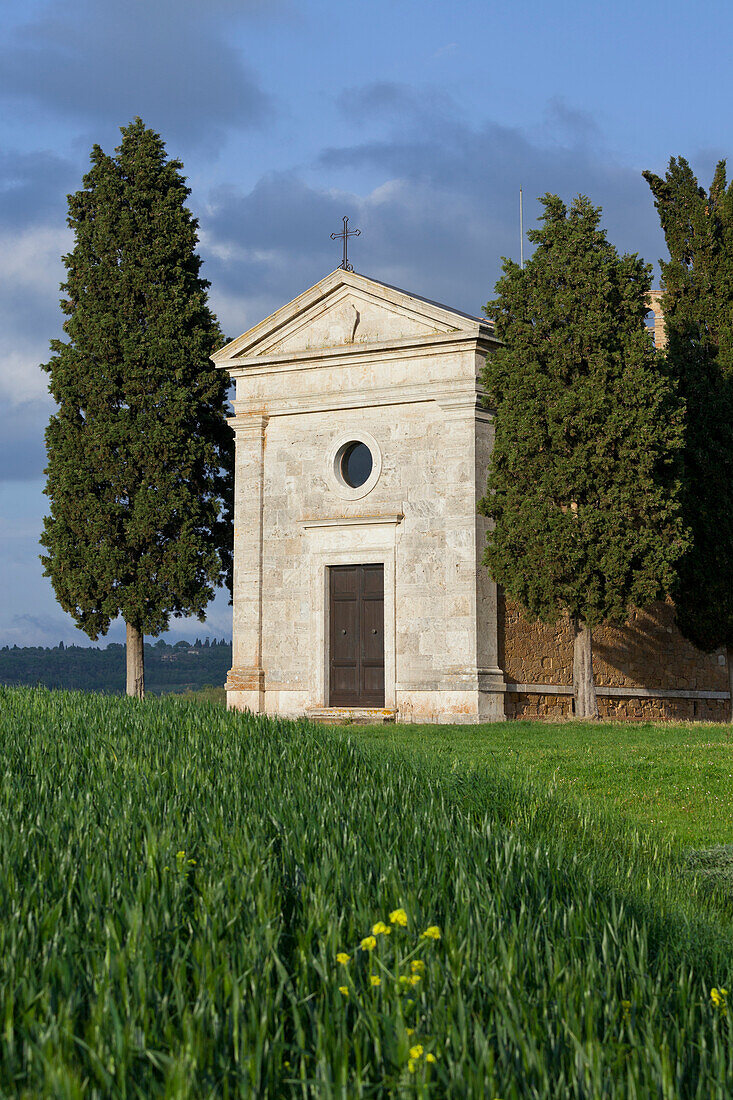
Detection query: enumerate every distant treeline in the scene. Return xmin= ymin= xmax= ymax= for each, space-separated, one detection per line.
xmin=0 ymin=638 xmax=232 ymax=695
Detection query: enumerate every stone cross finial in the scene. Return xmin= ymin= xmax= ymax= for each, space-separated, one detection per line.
xmin=330 ymin=216 xmax=361 ymax=272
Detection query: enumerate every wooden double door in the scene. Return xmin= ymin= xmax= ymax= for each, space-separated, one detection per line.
xmin=329 ymin=564 xmax=385 ymax=707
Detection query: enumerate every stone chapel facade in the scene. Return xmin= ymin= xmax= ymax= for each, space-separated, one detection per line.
xmin=213 ymin=270 xmax=730 ymax=723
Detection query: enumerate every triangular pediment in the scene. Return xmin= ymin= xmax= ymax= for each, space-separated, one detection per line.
xmin=213 ymin=270 xmax=489 ymax=364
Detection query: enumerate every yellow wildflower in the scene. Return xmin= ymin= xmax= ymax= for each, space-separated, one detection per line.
xmin=408 ymin=1059 xmax=417 ymax=1074
xmin=409 ymin=974 xmax=422 ymax=986
xmin=336 ymin=952 xmax=351 ymax=965
xmin=711 ymin=987 xmax=728 ymax=1010
xmin=389 ymin=908 xmax=408 ymax=927
xmin=360 ymin=935 xmax=377 ymax=952
xmin=370 ymin=975 xmax=381 ymax=987
xmin=372 ymin=921 xmax=391 ymax=935
xmin=426 ymin=1053 xmax=436 ymax=1064
xmin=420 ymin=926 xmax=441 ymax=940
xmin=338 ymin=986 xmax=349 ymax=997
xmin=406 ymin=1028 xmax=415 ymax=1036
xmin=409 ymin=1044 xmax=424 ymax=1060
xmin=621 ymin=999 xmax=631 ymax=1021
xmin=399 ymin=975 xmax=410 ymax=986
xmin=410 ymin=959 xmax=425 ymax=973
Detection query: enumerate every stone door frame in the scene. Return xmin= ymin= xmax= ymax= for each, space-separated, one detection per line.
xmin=302 ymin=516 xmax=401 ymax=710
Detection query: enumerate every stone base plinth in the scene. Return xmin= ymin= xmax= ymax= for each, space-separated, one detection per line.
xmin=307 ymin=707 xmax=397 ymax=725
xmin=226 ymin=689 xmax=264 ymax=714
xmin=396 ymin=689 xmax=505 ymax=724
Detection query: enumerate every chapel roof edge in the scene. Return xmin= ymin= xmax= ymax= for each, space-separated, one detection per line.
xmin=212 ymin=268 xmax=495 ymax=366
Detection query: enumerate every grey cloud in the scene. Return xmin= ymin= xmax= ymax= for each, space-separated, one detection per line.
xmin=202 ymin=174 xmax=366 ymax=332
xmin=337 ymin=82 xmax=413 ymax=119
xmin=201 ymin=98 xmax=667 ymax=332
xmin=0 ymin=151 xmax=77 ymax=229
xmin=317 ymin=98 xmax=667 ymax=281
xmin=0 ymin=0 xmax=272 ymax=149
xmin=336 ymin=81 xmax=459 ymax=137
xmin=208 ymin=174 xmax=354 ymax=255
xmin=543 ymin=96 xmax=600 ymax=147
xmin=4 ymin=613 xmax=78 ymax=648
xmin=0 ymin=399 xmax=51 ymax=482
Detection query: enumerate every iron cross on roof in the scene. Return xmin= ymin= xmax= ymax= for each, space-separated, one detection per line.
xmin=330 ymin=215 xmax=361 ymax=271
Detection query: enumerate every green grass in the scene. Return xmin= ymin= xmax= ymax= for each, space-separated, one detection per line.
xmin=338 ymin=719 xmax=733 ymax=850
xmin=3 ymin=687 xmax=733 ymax=1097
xmin=164 ymin=685 xmax=227 ymax=706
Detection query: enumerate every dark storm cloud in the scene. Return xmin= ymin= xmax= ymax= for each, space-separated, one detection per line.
xmin=0 ymin=399 xmax=50 ymax=481
xmin=0 ymin=0 xmax=272 ymax=148
xmin=0 ymin=150 xmax=77 ymax=229
xmin=202 ymin=87 xmax=667 ymax=333
xmin=321 ymin=89 xmax=662 ymax=272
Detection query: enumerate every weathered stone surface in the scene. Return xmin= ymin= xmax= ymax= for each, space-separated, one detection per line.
xmin=502 ymin=595 xmax=729 ymax=719
xmin=214 ymin=269 xmax=506 ymax=723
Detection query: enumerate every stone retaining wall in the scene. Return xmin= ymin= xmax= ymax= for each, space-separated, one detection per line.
xmin=506 ymin=692 xmax=728 ymax=722
xmin=501 ymin=593 xmax=730 ymax=721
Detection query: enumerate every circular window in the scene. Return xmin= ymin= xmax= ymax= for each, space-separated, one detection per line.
xmin=328 ymin=432 xmax=382 ymax=500
xmin=340 ymin=441 xmax=373 ymax=488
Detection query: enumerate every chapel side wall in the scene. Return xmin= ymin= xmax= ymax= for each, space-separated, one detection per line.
xmin=502 ymin=595 xmax=729 ymax=720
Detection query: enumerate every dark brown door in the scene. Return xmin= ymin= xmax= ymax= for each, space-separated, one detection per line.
xmin=329 ymin=564 xmax=384 ymax=706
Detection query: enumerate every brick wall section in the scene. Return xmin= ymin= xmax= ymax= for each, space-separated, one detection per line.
xmin=501 ymin=594 xmax=729 ymax=720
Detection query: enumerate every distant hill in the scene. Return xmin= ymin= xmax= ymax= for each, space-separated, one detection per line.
xmin=0 ymin=638 xmax=232 ymax=695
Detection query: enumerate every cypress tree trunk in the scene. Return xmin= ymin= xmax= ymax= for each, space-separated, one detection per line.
xmin=572 ymin=619 xmax=598 ymax=719
xmin=728 ymin=645 xmax=733 ymax=723
xmin=126 ymin=621 xmax=145 ymax=699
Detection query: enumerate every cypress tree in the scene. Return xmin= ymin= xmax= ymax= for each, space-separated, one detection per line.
xmin=643 ymin=159 xmax=733 ymax=712
xmin=480 ymin=194 xmax=688 ymax=717
xmin=41 ymin=119 xmax=232 ymax=698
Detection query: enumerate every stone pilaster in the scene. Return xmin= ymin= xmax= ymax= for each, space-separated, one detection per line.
xmin=434 ymin=392 xmax=505 ymax=721
xmin=226 ymin=411 xmax=267 ymax=712
xmin=474 ymin=406 xmax=506 ymax=718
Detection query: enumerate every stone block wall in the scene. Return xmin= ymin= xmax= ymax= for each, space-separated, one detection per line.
xmin=501 ymin=593 xmax=730 ymax=721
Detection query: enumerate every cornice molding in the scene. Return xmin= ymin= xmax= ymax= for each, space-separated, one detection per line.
xmin=302 ymin=514 xmax=404 ymax=530
xmin=223 ymin=330 xmax=497 ymax=375
xmin=231 ymin=381 xmax=491 ymax=420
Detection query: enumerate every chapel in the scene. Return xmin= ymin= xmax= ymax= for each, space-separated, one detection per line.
xmin=213 ymin=269 xmax=730 ymax=723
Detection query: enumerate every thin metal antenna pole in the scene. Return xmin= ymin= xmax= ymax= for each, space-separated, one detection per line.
xmin=519 ymin=188 xmax=524 ymax=270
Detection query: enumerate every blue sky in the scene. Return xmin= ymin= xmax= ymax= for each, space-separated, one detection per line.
xmin=0 ymin=0 xmax=730 ymax=646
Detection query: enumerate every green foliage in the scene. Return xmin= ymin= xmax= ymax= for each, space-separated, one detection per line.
xmin=2 ymin=687 xmax=733 ymax=1096
xmin=480 ymin=194 xmax=687 ymax=629
xmin=0 ymin=640 xmax=231 ymax=695
xmin=40 ymin=118 xmax=232 ymax=642
xmin=644 ymin=158 xmax=733 ymax=652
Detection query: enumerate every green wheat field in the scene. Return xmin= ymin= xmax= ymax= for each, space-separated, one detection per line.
xmin=3 ymin=686 xmax=733 ymax=1097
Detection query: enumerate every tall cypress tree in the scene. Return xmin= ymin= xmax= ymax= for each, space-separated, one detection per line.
xmin=41 ymin=119 xmax=232 ymax=698
xmin=643 ymin=159 xmax=733 ymax=711
xmin=480 ymin=194 xmax=687 ymax=717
